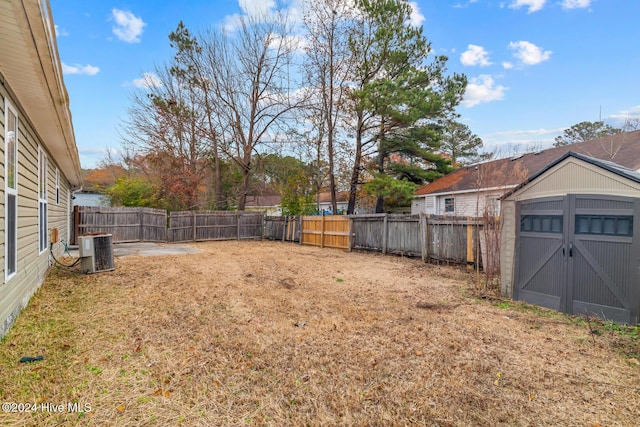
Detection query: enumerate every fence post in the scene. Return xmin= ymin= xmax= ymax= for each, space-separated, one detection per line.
xmin=192 ymin=211 xmax=197 ymax=242
xmin=138 ymin=208 xmax=144 ymax=242
xmin=237 ymin=212 xmax=241 ymax=240
xmin=320 ymin=215 xmax=325 ymax=248
xmin=466 ymin=217 xmax=475 ymax=268
xmin=73 ymin=205 xmax=80 ymax=245
xmin=382 ymin=214 xmax=388 ymax=255
xmin=282 ymin=216 xmax=287 ymax=242
xmin=348 ymin=217 xmax=353 ymax=252
xmin=420 ymin=213 xmax=427 ymax=263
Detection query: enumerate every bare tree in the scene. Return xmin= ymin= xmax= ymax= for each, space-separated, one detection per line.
xmin=303 ymin=0 xmax=355 ymax=213
xmin=622 ymin=116 xmax=640 ymax=131
xmin=200 ymin=13 xmax=305 ymax=210
xmin=121 ymin=66 xmax=212 ymax=210
xmin=168 ymin=22 xmax=225 ymax=208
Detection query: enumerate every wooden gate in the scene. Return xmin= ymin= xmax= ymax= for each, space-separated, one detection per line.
xmin=514 ymin=195 xmax=640 ymax=324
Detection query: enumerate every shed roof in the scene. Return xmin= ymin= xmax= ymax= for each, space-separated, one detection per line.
xmin=415 ymin=131 xmax=640 ymax=197
xmin=502 ymin=151 xmax=640 ymax=199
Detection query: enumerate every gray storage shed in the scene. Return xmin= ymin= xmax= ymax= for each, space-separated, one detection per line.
xmin=500 ymin=152 xmax=640 ymax=324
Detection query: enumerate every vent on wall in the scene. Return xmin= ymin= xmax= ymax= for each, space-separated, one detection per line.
xmin=79 ymin=234 xmax=115 ymax=274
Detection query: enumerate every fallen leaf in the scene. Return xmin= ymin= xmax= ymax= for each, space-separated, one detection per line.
xmin=153 ymin=388 xmax=163 ymax=396
xmin=164 ymin=390 xmax=171 ymax=398
xmin=117 ymin=405 xmax=125 ymax=412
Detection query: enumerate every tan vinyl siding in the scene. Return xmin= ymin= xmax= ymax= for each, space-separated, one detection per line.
xmin=500 ymin=199 xmax=516 ymax=297
xmin=0 ymin=82 xmax=73 ymax=337
xmin=510 ymin=159 xmax=640 ymax=201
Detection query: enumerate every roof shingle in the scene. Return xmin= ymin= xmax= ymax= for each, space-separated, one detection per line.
xmin=415 ymin=130 xmax=640 ymax=196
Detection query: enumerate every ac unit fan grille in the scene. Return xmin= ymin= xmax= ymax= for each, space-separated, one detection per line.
xmin=93 ymin=235 xmax=114 ymax=271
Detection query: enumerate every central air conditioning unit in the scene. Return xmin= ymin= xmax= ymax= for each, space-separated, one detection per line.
xmin=78 ymin=234 xmax=115 ymax=274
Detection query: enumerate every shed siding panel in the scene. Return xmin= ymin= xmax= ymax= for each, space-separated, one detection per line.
xmin=500 ymin=199 xmax=516 ymax=297
xmin=512 ymin=160 xmax=640 ymax=201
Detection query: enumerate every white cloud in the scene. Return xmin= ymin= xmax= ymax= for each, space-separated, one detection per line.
xmin=132 ymin=72 xmax=162 ymax=89
xmin=509 ymin=0 xmax=547 ymax=13
xmin=268 ymin=33 xmax=308 ymax=52
xmin=54 ymin=25 xmax=69 ymax=37
xmin=239 ymin=0 xmax=277 ymax=17
xmin=62 ymin=62 xmax=100 ymax=76
xmin=111 ymin=9 xmax=146 ymax=43
xmin=493 ymin=127 xmax=566 ymax=137
xmin=460 ymin=44 xmax=492 ymax=67
xmin=502 ymin=61 xmax=514 ymax=69
xmin=508 ymin=40 xmax=552 ymax=65
xmin=607 ymin=105 xmax=640 ymax=121
xmin=454 ymin=0 xmax=479 ymax=7
xmin=408 ymin=2 xmax=425 ymax=27
xmin=462 ymin=75 xmax=507 ymax=107
xmin=560 ymin=0 xmax=591 ymax=9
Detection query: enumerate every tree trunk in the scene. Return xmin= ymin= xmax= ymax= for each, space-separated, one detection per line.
xmin=238 ymin=166 xmax=250 ymax=211
xmin=347 ymin=113 xmax=364 ymax=214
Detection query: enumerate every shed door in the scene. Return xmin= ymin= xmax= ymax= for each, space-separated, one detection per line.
xmin=514 ymin=195 xmax=639 ymax=324
xmin=567 ymin=195 xmax=638 ymax=323
xmin=513 ymin=197 xmax=566 ymax=311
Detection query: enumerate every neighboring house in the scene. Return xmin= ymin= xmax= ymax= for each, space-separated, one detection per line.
xmin=0 ymin=0 xmax=83 ymax=337
xmin=73 ymin=190 xmax=110 ymax=207
xmin=315 ymin=191 xmax=350 ymax=215
xmin=245 ymin=195 xmax=282 ymax=216
xmin=412 ymin=130 xmax=640 ymax=217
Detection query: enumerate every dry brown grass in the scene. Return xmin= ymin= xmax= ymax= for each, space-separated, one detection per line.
xmin=0 ymin=240 xmax=638 ymax=426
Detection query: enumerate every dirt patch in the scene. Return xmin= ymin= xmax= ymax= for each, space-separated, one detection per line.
xmin=0 ymin=240 xmax=638 ymax=426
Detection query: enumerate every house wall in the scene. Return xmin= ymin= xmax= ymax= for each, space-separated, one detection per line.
xmin=410 ymin=197 xmax=426 ymax=215
xmin=0 ymin=81 xmax=74 ymax=337
xmin=434 ymin=192 xmax=502 ymax=217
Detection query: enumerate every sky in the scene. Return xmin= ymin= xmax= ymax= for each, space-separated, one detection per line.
xmin=49 ymin=0 xmax=640 ymax=169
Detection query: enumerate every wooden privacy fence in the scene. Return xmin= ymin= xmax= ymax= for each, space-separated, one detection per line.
xmin=264 ymin=216 xmax=301 ymax=242
xmin=167 ymin=211 xmax=263 ymax=242
xmin=73 ymin=206 xmax=166 ymax=244
xmin=74 ymin=206 xmax=263 ymax=244
xmin=300 ymin=215 xmax=351 ymax=249
xmin=264 ymin=214 xmax=491 ymax=266
xmin=75 ymin=207 xmax=493 ymax=267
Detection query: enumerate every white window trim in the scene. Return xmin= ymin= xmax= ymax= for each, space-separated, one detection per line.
xmin=38 ymin=146 xmax=48 ymax=254
xmin=444 ymin=197 xmax=455 ymax=213
xmin=4 ymin=98 xmax=18 ymax=281
xmin=55 ymin=167 xmax=60 ymax=205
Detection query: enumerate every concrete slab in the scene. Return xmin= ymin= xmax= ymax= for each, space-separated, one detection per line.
xmin=67 ymin=242 xmax=201 ymax=258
